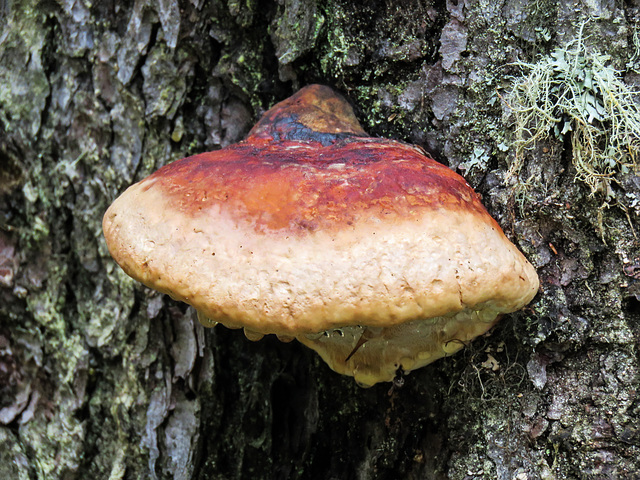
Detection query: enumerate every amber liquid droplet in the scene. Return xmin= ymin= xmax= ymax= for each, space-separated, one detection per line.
xmin=196 ymin=310 xmax=218 ymax=328
xmin=244 ymin=328 xmax=265 ymax=342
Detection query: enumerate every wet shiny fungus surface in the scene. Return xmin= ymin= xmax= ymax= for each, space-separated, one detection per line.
xmin=144 ymin=136 xmax=491 ymax=234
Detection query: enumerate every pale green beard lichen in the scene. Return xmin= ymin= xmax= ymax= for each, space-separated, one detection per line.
xmin=504 ymin=25 xmax=640 ymax=198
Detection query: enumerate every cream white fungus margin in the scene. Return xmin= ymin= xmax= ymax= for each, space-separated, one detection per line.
xmin=103 ymin=177 xmax=539 ymax=386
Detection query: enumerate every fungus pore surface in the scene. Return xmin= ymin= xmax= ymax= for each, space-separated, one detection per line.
xmin=103 ymin=84 xmax=539 ymax=386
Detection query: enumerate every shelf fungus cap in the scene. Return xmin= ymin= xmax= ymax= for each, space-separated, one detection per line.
xmin=103 ymin=84 xmax=539 ymax=387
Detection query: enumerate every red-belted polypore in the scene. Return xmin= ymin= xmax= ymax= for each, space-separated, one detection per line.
xmin=103 ymin=85 xmax=539 ymax=387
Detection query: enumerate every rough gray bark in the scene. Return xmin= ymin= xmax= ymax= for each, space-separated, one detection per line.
xmin=1 ymin=0 xmax=639 ymax=479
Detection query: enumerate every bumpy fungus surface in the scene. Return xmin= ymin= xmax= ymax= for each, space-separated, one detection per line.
xmin=103 ymin=85 xmax=539 ymax=386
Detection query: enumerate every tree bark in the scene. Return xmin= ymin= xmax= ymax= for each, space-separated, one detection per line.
xmin=1 ymin=0 xmax=639 ymax=479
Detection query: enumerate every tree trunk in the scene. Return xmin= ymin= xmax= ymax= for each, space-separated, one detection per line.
xmin=1 ymin=0 xmax=639 ymax=478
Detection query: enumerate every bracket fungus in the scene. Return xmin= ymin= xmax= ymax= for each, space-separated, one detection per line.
xmin=103 ymin=84 xmax=539 ymax=387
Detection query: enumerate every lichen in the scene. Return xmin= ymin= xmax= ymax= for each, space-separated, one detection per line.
xmin=269 ymin=0 xmax=324 ymax=73
xmin=315 ymin=0 xmax=439 ymax=139
xmin=0 ymin=1 xmax=50 ymax=143
xmin=504 ymin=25 xmax=640 ymax=197
xmin=0 ymin=428 xmax=31 ymax=479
